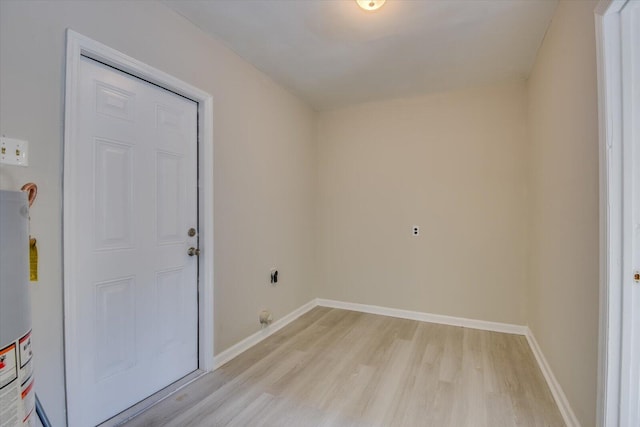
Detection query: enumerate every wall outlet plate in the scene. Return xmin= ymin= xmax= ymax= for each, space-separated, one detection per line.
xmin=412 ymin=225 xmax=420 ymax=236
xmin=0 ymin=137 xmax=29 ymax=166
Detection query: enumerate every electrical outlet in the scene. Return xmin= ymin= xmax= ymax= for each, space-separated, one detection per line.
xmin=0 ymin=137 xmax=29 ymax=167
xmin=270 ymin=268 xmax=278 ymax=285
xmin=412 ymin=225 xmax=420 ymax=236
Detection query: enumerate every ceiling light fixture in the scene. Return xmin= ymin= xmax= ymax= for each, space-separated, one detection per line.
xmin=356 ymin=0 xmax=386 ymax=12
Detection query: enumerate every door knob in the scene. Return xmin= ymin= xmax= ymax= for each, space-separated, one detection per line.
xmin=188 ymin=247 xmax=200 ymax=257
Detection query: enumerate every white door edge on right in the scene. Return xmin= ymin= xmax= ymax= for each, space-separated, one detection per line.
xmin=620 ymin=0 xmax=640 ymax=425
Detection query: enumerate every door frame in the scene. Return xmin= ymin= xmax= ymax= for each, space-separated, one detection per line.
xmin=62 ymin=29 xmax=214 ymax=425
xmin=595 ymin=1 xmax=637 ymax=426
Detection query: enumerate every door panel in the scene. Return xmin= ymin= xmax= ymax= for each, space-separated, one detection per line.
xmin=156 ymin=151 xmax=184 ymax=244
xmin=70 ymin=56 xmax=198 ymax=426
xmin=94 ymin=277 xmax=136 ymax=381
xmin=94 ymin=138 xmax=134 ymax=250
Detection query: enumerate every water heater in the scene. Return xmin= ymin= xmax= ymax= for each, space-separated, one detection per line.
xmin=0 ymin=190 xmax=36 ymax=426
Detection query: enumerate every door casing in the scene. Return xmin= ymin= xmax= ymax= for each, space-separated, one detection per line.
xmin=63 ymin=29 xmax=214 ymax=426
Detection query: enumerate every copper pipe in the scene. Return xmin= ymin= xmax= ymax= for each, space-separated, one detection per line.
xmin=21 ymin=183 xmax=37 ymax=207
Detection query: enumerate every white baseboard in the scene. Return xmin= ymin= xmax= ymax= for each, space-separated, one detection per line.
xmin=210 ymin=298 xmax=578 ymax=427
xmin=315 ymin=298 xmax=528 ymax=335
xmin=525 ymin=328 xmax=581 ymax=427
xmin=212 ymin=300 xmax=317 ymax=370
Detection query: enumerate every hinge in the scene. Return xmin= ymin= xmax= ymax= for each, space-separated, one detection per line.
xmin=634 ymin=271 xmax=640 ymax=283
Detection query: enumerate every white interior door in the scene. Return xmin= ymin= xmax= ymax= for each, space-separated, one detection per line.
xmin=621 ymin=0 xmax=640 ymax=425
xmin=68 ymin=55 xmax=199 ymax=426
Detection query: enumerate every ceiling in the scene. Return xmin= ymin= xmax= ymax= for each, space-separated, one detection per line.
xmin=163 ymin=0 xmax=558 ymax=110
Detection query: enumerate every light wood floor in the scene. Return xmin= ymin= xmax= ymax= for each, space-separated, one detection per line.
xmin=124 ymin=307 xmax=565 ymax=427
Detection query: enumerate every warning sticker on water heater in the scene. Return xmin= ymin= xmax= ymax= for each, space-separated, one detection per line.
xmin=19 ymin=331 xmax=32 ymax=369
xmin=0 ymin=332 xmax=35 ymax=427
xmin=0 ymin=343 xmax=19 ymax=426
xmin=20 ymin=376 xmax=35 ymax=425
xmin=0 ymin=343 xmax=17 ymax=389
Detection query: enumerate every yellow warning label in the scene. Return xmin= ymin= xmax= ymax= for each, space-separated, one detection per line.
xmin=29 ymin=238 xmax=37 ymax=282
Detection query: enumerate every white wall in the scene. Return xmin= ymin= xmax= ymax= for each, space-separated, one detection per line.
xmin=317 ymin=81 xmax=529 ymax=325
xmin=526 ymin=1 xmax=600 ymax=426
xmin=0 ymin=1 xmax=316 ymax=425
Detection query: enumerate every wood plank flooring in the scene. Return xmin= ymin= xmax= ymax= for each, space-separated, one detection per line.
xmin=123 ymin=307 xmax=565 ymax=427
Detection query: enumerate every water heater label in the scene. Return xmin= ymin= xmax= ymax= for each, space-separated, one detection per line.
xmin=18 ymin=332 xmax=32 ymax=369
xmin=0 ymin=330 xmax=34 ymax=427
xmin=0 ymin=343 xmax=17 ymax=387
xmin=20 ymin=377 xmax=35 ymax=426
xmin=0 ymin=343 xmax=19 ymax=426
